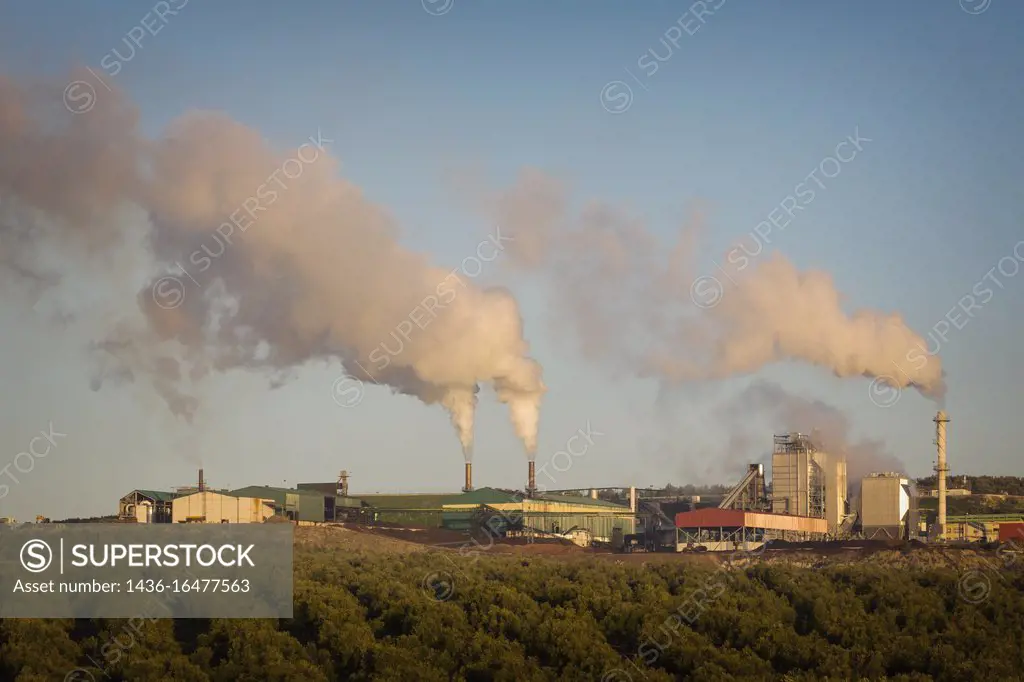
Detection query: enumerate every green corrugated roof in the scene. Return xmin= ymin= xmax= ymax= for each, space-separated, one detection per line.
xmin=444 ymin=488 xmax=630 ymax=509
xmin=354 ymin=488 xmax=519 ymax=510
xmin=328 ymin=487 xmax=632 ymax=511
xmin=296 ymin=482 xmax=338 ymax=494
xmin=532 ymin=493 xmax=631 ymax=509
xmin=133 ymin=490 xmax=178 ymax=503
xmin=357 ymin=492 xmax=459 ymax=510
xmin=446 ymin=487 xmax=524 ymax=505
xmin=230 ymin=485 xmax=325 ymax=501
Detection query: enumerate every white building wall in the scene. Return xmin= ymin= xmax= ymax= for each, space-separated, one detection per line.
xmin=134 ymin=503 xmax=152 ymax=523
xmin=172 ymin=492 xmax=275 ymax=523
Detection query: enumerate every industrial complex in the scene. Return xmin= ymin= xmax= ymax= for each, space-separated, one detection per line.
xmin=111 ymin=411 xmax=1024 ymax=552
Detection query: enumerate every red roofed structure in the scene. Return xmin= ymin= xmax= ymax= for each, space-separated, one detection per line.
xmin=675 ymin=508 xmax=827 ymax=550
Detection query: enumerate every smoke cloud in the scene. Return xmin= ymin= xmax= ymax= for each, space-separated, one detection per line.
xmin=479 ymin=168 xmax=945 ymax=400
xmin=715 ymin=380 xmax=905 ymax=491
xmin=0 ymin=69 xmax=545 ymax=459
xmin=2 ymin=68 xmax=940 ymax=477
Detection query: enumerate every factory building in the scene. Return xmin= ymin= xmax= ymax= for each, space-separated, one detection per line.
xmin=860 ymin=473 xmax=913 ymax=540
xmin=442 ymin=487 xmax=636 ymax=542
xmin=770 ymin=433 xmax=849 ymax=533
xmin=299 ymin=485 xmax=635 ymax=543
xmin=121 ymin=480 xmax=364 ymax=524
xmin=118 ymin=490 xmax=176 ymax=523
xmin=675 ymin=508 xmax=827 ymax=551
xmin=941 ymin=514 xmax=1024 ymax=542
xmin=681 ymin=431 xmax=851 ymax=551
xmin=230 ymin=485 xmax=362 ymax=523
xmin=172 ymin=491 xmax=276 ymax=524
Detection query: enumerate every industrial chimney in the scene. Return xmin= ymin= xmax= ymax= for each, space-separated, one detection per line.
xmin=527 ymin=461 xmax=536 ymax=497
xmin=934 ymin=411 xmax=950 ymax=540
xmin=198 ymin=468 xmax=205 ymax=492
xmin=463 ymin=462 xmax=473 ymax=492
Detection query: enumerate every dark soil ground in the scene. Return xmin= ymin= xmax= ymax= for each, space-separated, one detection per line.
xmin=294 ymin=523 xmax=1022 ymax=573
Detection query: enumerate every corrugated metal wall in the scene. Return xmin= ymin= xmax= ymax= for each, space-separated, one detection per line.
xmin=371 ymin=509 xmax=444 ymax=527
xmin=285 ymin=492 xmax=329 ymax=522
xmin=772 ymin=447 xmax=812 ymax=516
xmin=441 ymin=511 xmax=477 ymax=531
xmin=522 ymin=513 xmax=635 ymax=540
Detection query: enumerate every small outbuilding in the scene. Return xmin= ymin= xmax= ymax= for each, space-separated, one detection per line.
xmin=119 ymin=490 xmax=177 ymax=524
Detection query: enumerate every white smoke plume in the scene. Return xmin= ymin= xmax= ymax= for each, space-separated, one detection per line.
xmin=476 ymin=168 xmax=945 ymax=401
xmin=0 ymin=69 xmax=545 ymax=459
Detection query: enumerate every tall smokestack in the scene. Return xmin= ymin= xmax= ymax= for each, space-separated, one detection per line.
xmin=527 ymin=461 xmax=536 ymax=496
xmin=463 ymin=461 xmax=473 ymax=492
xmin=934 ymin=410 xmax=949 ymax=540
xmin=198 ymin=468 xmax=205 ymax=492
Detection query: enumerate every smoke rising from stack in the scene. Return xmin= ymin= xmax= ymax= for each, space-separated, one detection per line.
xmin=0 ymin=70 xmax=545 ymax=457
xmin=2 ymin=67 xmax=943 ymax=487
xmin=442 ymin=386 xmax=477 ymax=461
xmin=476 ymin=169 xmax=945 ymax=400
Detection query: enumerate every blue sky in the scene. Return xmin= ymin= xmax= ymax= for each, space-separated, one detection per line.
xmin=1 ymin=0 xmax=1022 ymax=520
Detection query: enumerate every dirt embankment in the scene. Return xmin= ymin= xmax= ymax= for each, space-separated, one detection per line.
xmin=291 ymin=524 xmax=1024 ymax=574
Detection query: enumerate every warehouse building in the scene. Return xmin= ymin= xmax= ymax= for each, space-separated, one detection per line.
xmin=297 ymin=471 xmax=636 ymax=541
xmin=172 ymin=490 xmax=276 ymax=524
xmin=442 ymin=487 xmax=636 ymax=542
xmin=118 ymin=490 xmax=177 ymax=524
xmin=675 ymin=508 xmax=828 ymax=551
xmin=300 ymin=485 xmax=635 ymax=543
